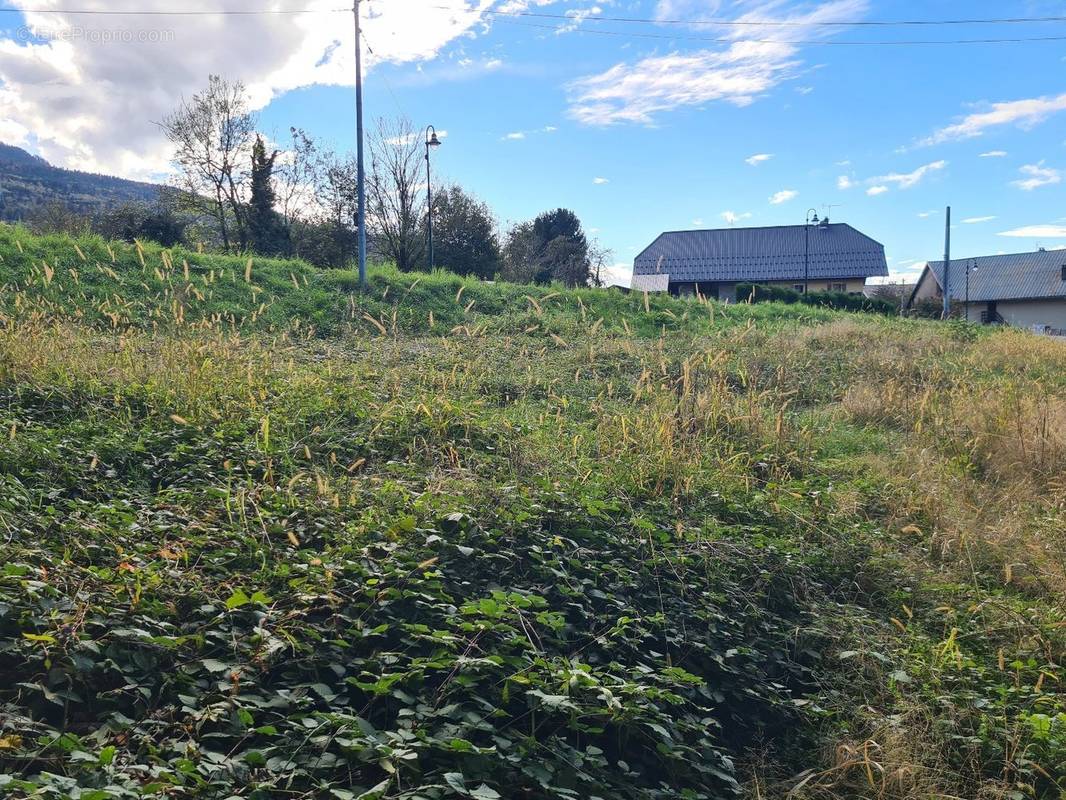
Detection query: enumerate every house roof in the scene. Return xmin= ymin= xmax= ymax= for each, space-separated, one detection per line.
xmin=632 ymin=223 xmax=888 ymax=283
xmin=914 ymin=249 xmax=1066 ymax=304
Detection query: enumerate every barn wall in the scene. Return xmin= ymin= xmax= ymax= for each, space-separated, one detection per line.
xmin=995 ymin=299 xmax=1066 ymax=331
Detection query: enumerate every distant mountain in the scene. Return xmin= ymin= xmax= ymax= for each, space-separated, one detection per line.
xmin=0 ymin=143 xmax=161 ymax=221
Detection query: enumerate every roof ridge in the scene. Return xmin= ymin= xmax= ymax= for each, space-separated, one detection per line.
xmin=657 ymin=222 xmax=851 ymax=235
xmin=926 ymin=248 xmax=1066 ymax=265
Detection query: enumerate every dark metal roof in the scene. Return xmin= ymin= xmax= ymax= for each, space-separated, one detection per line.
xmin=922 ymin=249 xmax=1066 ymax=303
xmin=632 ymin=223 xmax=888 ymax=282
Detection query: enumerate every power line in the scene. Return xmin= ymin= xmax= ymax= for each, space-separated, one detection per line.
xmin=8 ymin=6 xmax=1066 ymax=28
xmin=493 ymin=17 xmax=1066 ymax=46
xmin=361 ymin=30 xmax=409 ymax=121
xmin=451 ymin=6 xmax=1066 ymax=28
xmin=0 ymin=7 xmax=348 ymax=14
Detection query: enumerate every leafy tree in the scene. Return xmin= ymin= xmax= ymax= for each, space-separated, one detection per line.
xmin=540 ymin=236 xmax=588 ymax=287
xmin=500 ymin=210 xmax=593 ymax=286
xmin=425 ymin=184 xmax=500 ymax=278
xmin=501 ymin=221 xmax=539 ymax=284
xmin=306 ymin=149 xmax=359 ymax=268
xmin=248 ymin=136 xmax=289 ymax=256
xmin=94 ymin=198 xmax=187 ymax=247
xmin=25 ymin=200 xmax=91 ymax=236
xmin=159 ymin=75 xmax=256 ymax=252
xmin=532 ymin=207 xmax=586 ymax=251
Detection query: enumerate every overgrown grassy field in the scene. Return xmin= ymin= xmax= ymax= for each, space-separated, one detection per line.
xmin=0 ymin=226 xmax=1063 ymax=799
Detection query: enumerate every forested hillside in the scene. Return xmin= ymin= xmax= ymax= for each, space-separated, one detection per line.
xmin=0 ymin=144 xmax=159 ymax=221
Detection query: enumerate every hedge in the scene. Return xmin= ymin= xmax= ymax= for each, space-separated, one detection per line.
xmin=735 ymin=283 xmax=895 ymax=314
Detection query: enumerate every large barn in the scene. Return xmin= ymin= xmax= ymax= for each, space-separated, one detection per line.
xmin=631 ymin=221 xmax=888 ymax=301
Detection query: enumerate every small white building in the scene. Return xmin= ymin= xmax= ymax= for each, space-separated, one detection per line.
xmin=906 ymin=249 xmax=1066 ymax=334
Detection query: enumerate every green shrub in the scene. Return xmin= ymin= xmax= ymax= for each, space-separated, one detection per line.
xmin=735 ymin=282 xmax=896 ymax=314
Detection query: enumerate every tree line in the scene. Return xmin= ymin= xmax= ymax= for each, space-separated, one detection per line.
xmin=17 ymin=75 xmax=606 ymax=287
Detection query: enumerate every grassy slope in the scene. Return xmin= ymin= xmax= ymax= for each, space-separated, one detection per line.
xmin=0 ymin=224 xmax=841 ymax=338
xmin=0 ymin=226 xmax=1064 ymax=799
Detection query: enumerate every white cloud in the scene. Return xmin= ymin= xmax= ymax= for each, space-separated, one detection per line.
xmin=384 ymin=129 xmax=447 ymax=147
xmin=592 ymin=176 xmax=609 ymax=184
xmin=692 ymin=217 xmax=705 ymax=226
xmin=567 ymin=0 xmax=869 ymax=125
xmin=769 ymin=189 xmax=798 ymax=204
xmin=501 ymin=124 xmax=558 ymax=141
xmin=962 ymin=216 xmax=996 ymax=224
xmin=1012 ymin=162 xmax=1061 ymax=191
xmin=870 ymin=160 xmax=947 ymax=190
xmin=0 ymin=0 xmax=493 ymax=178
xmin=835 ymin=159 xmax=851 ymax=166
xmin=866 ymin=185 xmax=888 ymax=196
xmin=721 ymin=210 xmax=752 ymax=224
xmin=600 ymin=262 xmax=633 ymax=287
xmin=556 ymin=5 xmax=604 ymax=34
xmin=795 ymin=85 xmax=814 ymax=95
xmin=979 ymin=150 xmax=1007 ymax=158
xmin=917 ymin=210 xmax=938 ymax=218
xmin=654 ymin=0 xmax=726 ymax=20
xmin=837 ymin=175 xmax=854 ymax=190
xmin=997 ymin=224 xmax=1066 ymax=238
xmin=920 ymin=93 xmax=1066 ymax=146
xmin=745 ymin=153 xmax=773 ymax=166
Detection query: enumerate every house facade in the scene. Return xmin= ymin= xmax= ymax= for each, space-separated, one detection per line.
xmin=906 ymin=249 xmax=1066 ymax=334
xmin=630 ymin=221 xmax=888 ymax=300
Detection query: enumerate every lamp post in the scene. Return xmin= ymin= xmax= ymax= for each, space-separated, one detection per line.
xmin=965 ymin=260 xmax=977 ymax=321
xmin=804 ymin=208 xmax=820 ymax=295
xmin=424 ymin=125 xmax=442 ymax=271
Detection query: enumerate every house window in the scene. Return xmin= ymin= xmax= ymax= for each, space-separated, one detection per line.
xmin=793 ymin=284 xmax=805 ymax=293
xmin=831 ymin=282 xmax=846 ymax=292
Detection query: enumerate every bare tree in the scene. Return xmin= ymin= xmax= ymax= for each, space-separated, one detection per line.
xmin=588 ymin=241 xmax=614 ymax=287
xmin=275 ymin=127 xmax=319 ymax=235
xmin=367 ymin=117 xmax=426 ymax=271
xmin=159 ymin=75 xmax=256 ymax=252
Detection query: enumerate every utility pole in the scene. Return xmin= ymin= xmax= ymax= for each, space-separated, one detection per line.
xmin=354 ymin=0 xmax=367 ymax=290
xmin=942 ymin=206 xmax=951 ymax=319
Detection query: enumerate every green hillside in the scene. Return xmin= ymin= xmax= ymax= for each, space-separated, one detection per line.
xmin=0 ymin=224 xmax=845 ymax=338
xmin=0 ymin=145 xmax=159 ymax=222
xmin=0 ymin=226 xmax=1064 ymax=800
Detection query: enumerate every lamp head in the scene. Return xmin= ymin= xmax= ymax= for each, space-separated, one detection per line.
xmin=427 ymin=131 xmax=441 ymax=147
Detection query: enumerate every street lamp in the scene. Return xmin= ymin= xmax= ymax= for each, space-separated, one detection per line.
xmin=804 ymin=208 xmax=820 ymax=295
xmin=425 ymin=125 xmax=442 ymax=271
xmin=965 ymin=259 xmax=977 ymax=321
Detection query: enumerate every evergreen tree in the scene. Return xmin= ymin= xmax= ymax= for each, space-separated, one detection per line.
xmin=531 ymin=208 xmax=590 ymax=286
xmin=248 ymin=135 xmax=289 ymax=255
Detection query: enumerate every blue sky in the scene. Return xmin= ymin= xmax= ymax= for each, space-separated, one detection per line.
xmin=2 ymin=0 xmax=1065 ymax=283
